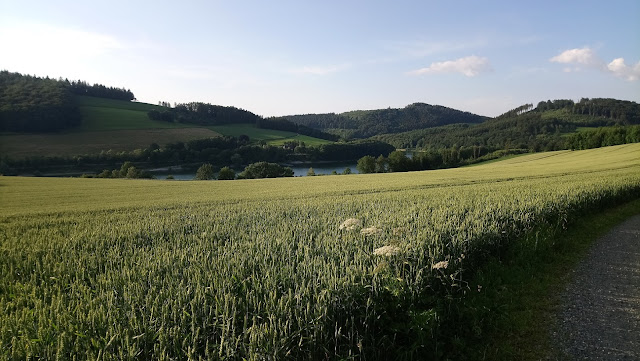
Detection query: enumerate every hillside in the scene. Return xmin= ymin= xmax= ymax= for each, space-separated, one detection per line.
xmin=373 ymin=99 xmax=640 ymax=151
xmin=284 ymin=102 xmax=486 ymax=138
xmin=0 ymin=95 xmax=333 ymax=159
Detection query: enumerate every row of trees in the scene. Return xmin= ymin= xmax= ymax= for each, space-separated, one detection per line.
xmin=67 ymin=80 xmax=135 ymax=101
xmin=355 ymin=146 xmax=513 ymax=174
xmin=193 ymin=161 xmax=295 ymax=180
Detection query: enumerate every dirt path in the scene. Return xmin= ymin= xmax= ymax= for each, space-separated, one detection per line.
xmin=554 ymin=214 xmax=640 ymax=360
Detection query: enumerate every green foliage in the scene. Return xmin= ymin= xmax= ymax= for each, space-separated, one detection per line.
xmin=195 ymin=163 xmax=215 ymax=180
xmin=285 ymin=102 xmax=486 ymax=138
xmin=357 ymin=155 xmax=376 ymax=173
xmin=306 ymin=167 xmax=316 ymax=176
xmin=237 ymin=161 xmax=294 ymax=179
xmin=217 ymin=166 xmax=235 ymax=180
xmin=566 ymin=125 xmax=640 ymax=150
xmin=1 ymin=144 xmax=638 ymax=360
xmin=0 ymin=71 xmax=81 ymax=132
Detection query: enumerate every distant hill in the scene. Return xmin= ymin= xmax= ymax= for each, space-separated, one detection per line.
xmin=373 ymin=98 xmax=640 ymax=151
xmin=283 ymin=102 xmax=487 ymax=138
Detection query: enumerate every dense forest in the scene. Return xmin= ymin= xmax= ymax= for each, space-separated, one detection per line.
xmin=0 ymin=71 xmax=134 ymax=132
xmin=284 ymin=102 xmax=486 ymax=138
xmin=373 ymin=99 xmax=640 ymax=152
xmin=0 ymin=71 xmax=81 ymax=132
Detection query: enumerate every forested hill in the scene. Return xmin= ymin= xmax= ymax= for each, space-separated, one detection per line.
xmin=0 ymin=71 xmax=134 ymax=132
xmin=373 ymin=98 xmax=640 ymax=152
xmin=283 ymin=102 xmax=486 ymax=138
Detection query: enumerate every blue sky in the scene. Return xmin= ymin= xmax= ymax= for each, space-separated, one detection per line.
xmin=1 ymin=0 xmax=638 ymax=117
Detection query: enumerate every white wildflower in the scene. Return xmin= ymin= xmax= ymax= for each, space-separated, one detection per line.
xmin=339 ymin=218 xmax=362 ymax=231
xmin=432 ymin=260 xmax=449 ymax=270
xmin=360 ymin=226 xmax=382 ymax=236
xmin=373 ymin=245 xmax=401 ymax=257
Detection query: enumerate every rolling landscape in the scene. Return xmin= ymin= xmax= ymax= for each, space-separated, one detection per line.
xmin=2 ymin=1 xmax=640 ymax=359
xmin=1 ymin=68 xmax=640 ymax=360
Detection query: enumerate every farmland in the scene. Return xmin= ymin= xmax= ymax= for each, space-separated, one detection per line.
xmin=1 ymin=144 xmax=639 ymax=360
xmin=0 ymin=96 xmax=331 ymax=159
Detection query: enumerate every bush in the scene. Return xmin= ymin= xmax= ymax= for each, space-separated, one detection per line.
xmin=195 ymin=163 xmax=215 ymax=180
xmin=238 ymin=162 xmax=294 ymax=179
xmin=217 ymin=166 xmax=235 ymax=180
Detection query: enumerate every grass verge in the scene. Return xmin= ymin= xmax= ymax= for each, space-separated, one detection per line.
xmin=448 ymin=197 xmax=640 ymax=360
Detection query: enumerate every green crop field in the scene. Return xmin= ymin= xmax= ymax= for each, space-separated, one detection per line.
xmin=1 ymin=144 xmax=639 ymax=360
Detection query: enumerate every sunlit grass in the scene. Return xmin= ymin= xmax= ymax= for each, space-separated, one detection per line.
xmin=1 ymin=143 xmax=639 ymax=359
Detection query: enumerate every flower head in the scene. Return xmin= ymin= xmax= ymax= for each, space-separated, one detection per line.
xmin=339 ymin=218 xmax=362 ymax=231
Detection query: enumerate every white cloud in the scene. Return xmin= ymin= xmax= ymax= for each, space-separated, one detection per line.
xmin=409 ymin=55 xmax=492 ymax=77
xmin=607 ymin=58 xmax=640 ymax=81
xmin=549 ymin=47 xmax=603 ymax=67
xmin=289 ymin=63 xmax=350 ymax=75
xmin=550 ymin=47 xmax=640 ymax=81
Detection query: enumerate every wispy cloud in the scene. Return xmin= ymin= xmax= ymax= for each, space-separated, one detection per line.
xmin=550 ymin=47 xmax=640 ymax=81
xmin=409 ymin=55 xmax=492 ymax=77
xmin=289 ymin=63 xmax=351 ymax=76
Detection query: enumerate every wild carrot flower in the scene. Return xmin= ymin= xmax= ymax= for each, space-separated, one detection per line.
xmin=339 ymin=218 xmax=362 ymax=231
xmin=373 ymin=245 xmax=401 ymax=257
xmin=432 ymin=260 xmax=449 ymax=270
xmin=361 ymin=226 xmax=382 ymax=236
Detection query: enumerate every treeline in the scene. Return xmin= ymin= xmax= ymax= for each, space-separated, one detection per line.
xmin=495 ymin=103 xmax=534 ymax=119
xmin=0 ymin=71 xmax=81 ymax=132
xmin=148 ymin=102 xmax=261 ymax=125
xmin=148 ymin=102 xmax=339 ymax=140
xmin=566 ymin=125 xmax=640 ymax=150
xmin=284 ymin=102 xmax=486 ymax=138
xmin=356 ymin=147 xmax=525 ymax=174
xmin=536 ymin=98 xmax=640 ymax=124
xmin=0 ymin=136 xmax=395 ymax=175
xmin=67 ymin=80 xmax=135 ymax=101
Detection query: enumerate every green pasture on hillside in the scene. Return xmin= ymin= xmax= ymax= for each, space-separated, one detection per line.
xmin=75 ymin=96 xmax=189 ymax=131
xmin=0 ymin=96 xmax=331 ymax=158
xmin=208 ymin=124 xmax=332 ymax=146
xmin=1 ymin=143 xmax=639 ymax=359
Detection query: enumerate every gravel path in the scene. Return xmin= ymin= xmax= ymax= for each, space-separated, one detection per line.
xmin=555 ymin=214 xmax=640 ymax=360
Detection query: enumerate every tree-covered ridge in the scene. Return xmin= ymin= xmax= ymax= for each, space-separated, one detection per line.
xmin=0 ymin=71 xmax=81 ymax=132
xmin=374 ymin=98 xmax=640 ymax=152
xmin=284 ymin=102 xmax=487 ymax=138
xmin=0 ymin=71 xmax=136 ymax=133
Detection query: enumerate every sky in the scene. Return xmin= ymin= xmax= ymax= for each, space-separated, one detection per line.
xmin=1 ymin=0 xmax=639 ymax=117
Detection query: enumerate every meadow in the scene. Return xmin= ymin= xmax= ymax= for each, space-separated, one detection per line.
xmin=0 ymin=96 xmax=331 ymax=159
xmin=1 ymin=143 xmax=639 ymax=360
